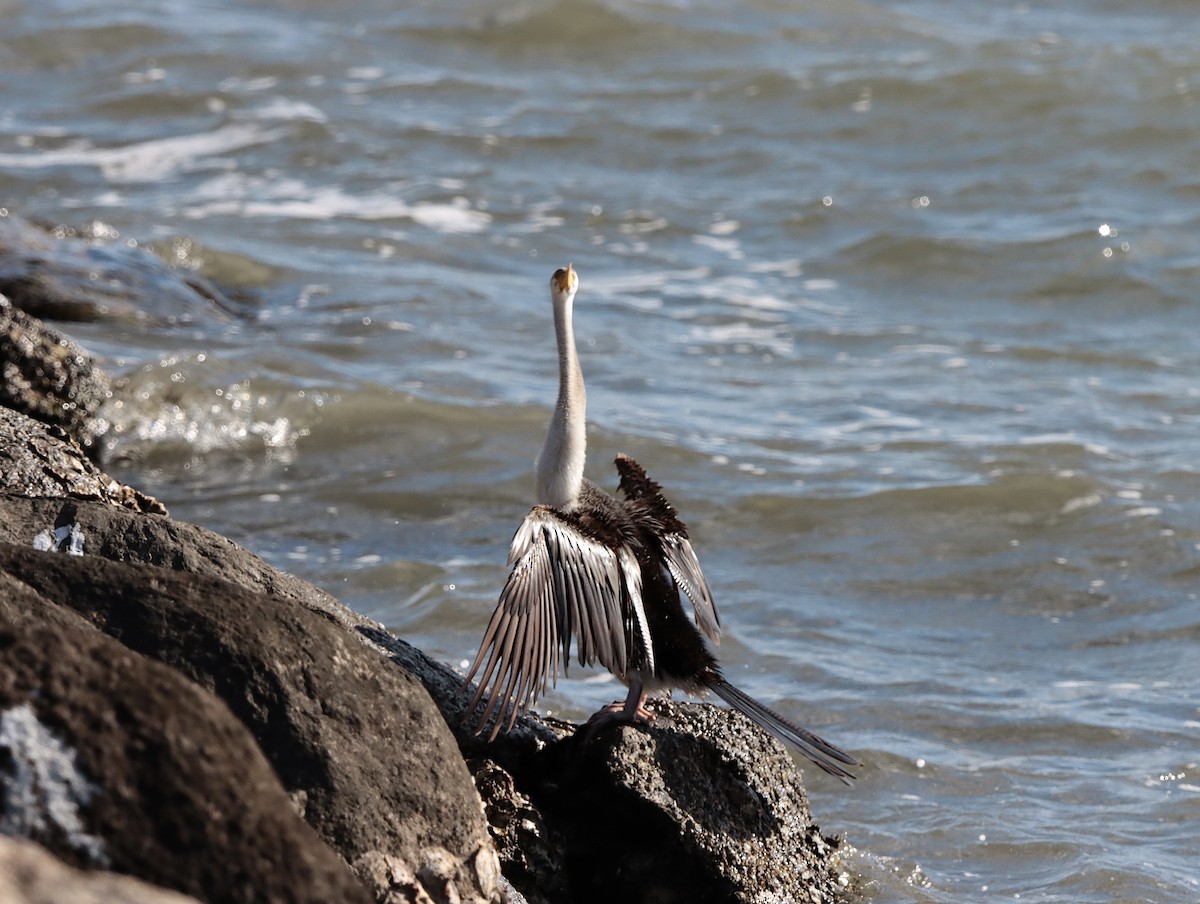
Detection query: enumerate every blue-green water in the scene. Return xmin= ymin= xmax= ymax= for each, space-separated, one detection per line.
xmin=3 ymin=1 xmax=1198 ymax=899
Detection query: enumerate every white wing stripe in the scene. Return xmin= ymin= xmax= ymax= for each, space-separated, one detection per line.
xmin=465 ymin=505 xmax=643 ymax=738
xmin=618 ymin=546 xmax=651 ymax=678
xmin=663 ymin=534 xmax=720 ymax=643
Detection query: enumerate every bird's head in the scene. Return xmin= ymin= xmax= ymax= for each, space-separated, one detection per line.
xmin=550 ymin=263 xmax=578 ymax=303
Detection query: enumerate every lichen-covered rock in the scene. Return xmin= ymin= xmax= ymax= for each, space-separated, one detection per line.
xmin=0 ymin=616 xmax=374 ymax=904
xmin=460 ymin=701 xmax=843 ymax=904
xmin=548 ymin=700 xmax=843 ymax=903
xmin=0 ymin=407 xmax=164 ymax=513
xmin=0 ymin=293 xmax=110 ymax=455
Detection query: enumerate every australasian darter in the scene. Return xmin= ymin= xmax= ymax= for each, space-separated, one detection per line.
xmin=463 ymin=264 xmax=858 ymax=782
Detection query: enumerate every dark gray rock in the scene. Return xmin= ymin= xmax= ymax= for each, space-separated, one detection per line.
xmin=0 ymin=568 xmax=94 ymax=635
xmin=0 ymin=407 xmax=164 ymax=514
xmin=0 ymin=293 xmax=111 ymax=455
xmin=0 ymin=414 xmax=500 ymax=903
xmin=469 ymin=759 xmax=566 ymax=904
xmin=544 ymin=700 xmax=843 ymax=904
xmin=0 ymin=837 xmax=202 ymax=904
xmin=0 ymin=616 xmax=374 ymax=904
xmin=0 ymin=528 xmax=501 ymax=904
xmin=364 ymin=617 xmax=846 ymax=903
xmin=0 ymin=490 xmax=314 ymax=605
xmin=0 ymin=212 xmax=242 ymax=325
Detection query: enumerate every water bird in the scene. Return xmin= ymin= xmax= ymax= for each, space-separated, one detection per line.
xmin=463 ymin=264 xmax=857 ymax=781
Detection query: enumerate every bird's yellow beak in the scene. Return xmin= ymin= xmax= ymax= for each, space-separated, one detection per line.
xmin=553 ymin=263 xmax=577 ymax=294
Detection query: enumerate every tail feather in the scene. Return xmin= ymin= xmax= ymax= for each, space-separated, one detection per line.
xmin=708 ymin=679 xmax=858 ymax=784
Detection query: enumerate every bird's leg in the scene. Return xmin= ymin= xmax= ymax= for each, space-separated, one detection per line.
xmin=618 ymin=680 xmax=656 ymax=722
xmin=582 ymin=678 xmax=655 ymax=740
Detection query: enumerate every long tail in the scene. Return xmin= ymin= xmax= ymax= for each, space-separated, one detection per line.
xmin=708 ymin=678 xmax=859 ymax=784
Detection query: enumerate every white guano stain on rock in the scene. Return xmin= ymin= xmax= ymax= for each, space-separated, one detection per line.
xmin=0 ymin=702 xmax=109 ymax=866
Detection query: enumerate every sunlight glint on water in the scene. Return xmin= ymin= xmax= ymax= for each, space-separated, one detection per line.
xmin=2 ymin=1 xmax=1199 ymax=899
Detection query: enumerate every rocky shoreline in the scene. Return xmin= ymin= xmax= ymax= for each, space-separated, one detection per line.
xmin=0 ymin=213 xmax=846 ymax=903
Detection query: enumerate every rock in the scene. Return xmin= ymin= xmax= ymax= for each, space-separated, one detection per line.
xmin=0 ymin=407 xmax=164 ymax=514
xmin=0 ymin=836 xmax=202 ymax=904
xmin=0 ymin=617 xmax=373 ymax=904
xmin=451 ymin=701 xmax=843 ymax=904
xmin=0 ymin=212 xmax=242 ymax=325
xmin=0 ymin=526 xmax=501 ymax=904
xmin=544 ymin=700 xmax=843 ymax=904
xmin=363 ymin=616 xmax=846 ymax=903
xmin=0 ymin=416 xmax=499 ymax=903
xmin=468 ymin=759 xmax=566 ymax=904
xmin=0 ymin=489 xmax=315 ymax=605
xmin=0 ymin=293 xmax=111 ymax=455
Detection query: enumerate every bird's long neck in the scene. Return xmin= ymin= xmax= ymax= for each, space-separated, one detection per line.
xmin=535 ymin=294 xmax=586 ymax=509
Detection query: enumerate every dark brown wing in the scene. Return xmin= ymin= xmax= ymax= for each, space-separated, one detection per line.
xmin=463 ymin=503 xmax=650 ymax=740
xmin=614 ymin=454 xmax=721 ymax=643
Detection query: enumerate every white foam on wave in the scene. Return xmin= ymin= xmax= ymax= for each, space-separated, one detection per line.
xmin=893 ymin=343 xmax=960 ymax=356
xmin=510 ymin=200 xmax=565 ymax=234
xmin=241 ymin=96 xmax=329 ymax=123
xmin=692 ymin=232 xmax=743 ymax=260
xmin=1123 ymin=506 xmax=1162 ymax=518
xmin=1060 ymin=493 xmax=1102 ymax=515
xmin=687 ymin=321 xmax=792 ymax=356
xmin=103 ymin=355 xmax=324 ymax=464
xmin=0 ymin=123 xmax=287 ymax=183
xmin=123 ymin=404 xmax=299 ymax=456
xmin=583 ymin=267 xmax=711 ymax=302
xmin=184 ymin=178 xmax=490 ymax=233
xmin=1017 ymin=432 xmax=1079 ymax=446
xmin=747 ymin=258 xmax=803 ymax=277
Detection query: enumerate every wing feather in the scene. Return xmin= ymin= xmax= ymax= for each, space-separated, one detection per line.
xmin=463 ymin=504 xmax=644 ymax=738
xmin=614 ymin=453 xmax=722 ymax=644
xmin=617 ymin=545 xmax=652 ymax=676
xmin=662 ymin=534 xmax=720 ymax=644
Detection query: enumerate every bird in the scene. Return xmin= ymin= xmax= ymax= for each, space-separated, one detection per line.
xmin=462 ymin=263 xmax=858 ymax=782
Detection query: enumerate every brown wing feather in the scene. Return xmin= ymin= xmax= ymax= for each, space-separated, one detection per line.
xmin=463 ymin=503 xmax=649 ymax=740
xmin=614 ymin=454 xmax=721 ymax=643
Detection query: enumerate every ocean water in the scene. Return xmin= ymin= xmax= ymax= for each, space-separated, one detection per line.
xmin=2 ymin=1 xmax=1198 ymax=900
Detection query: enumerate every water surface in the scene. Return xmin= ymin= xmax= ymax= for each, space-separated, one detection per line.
xmin=3 ymin=1 xmax=1198 ymax=900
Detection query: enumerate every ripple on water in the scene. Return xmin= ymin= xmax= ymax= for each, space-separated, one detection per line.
xmin=6 ymin=1 xmax=1200 ymax=901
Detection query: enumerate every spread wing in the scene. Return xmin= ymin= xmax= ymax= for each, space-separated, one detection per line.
xmin=660 ymin=533 xmax=720 ymax=644
xmin=463 ymin=504 xmax=650 ymax=740
xmin=614 ymin=453 xmax=721 ymax=644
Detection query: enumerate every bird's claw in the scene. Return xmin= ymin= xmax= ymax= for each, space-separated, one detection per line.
xmin=580 ymin=688 xmax=655 ymax=742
